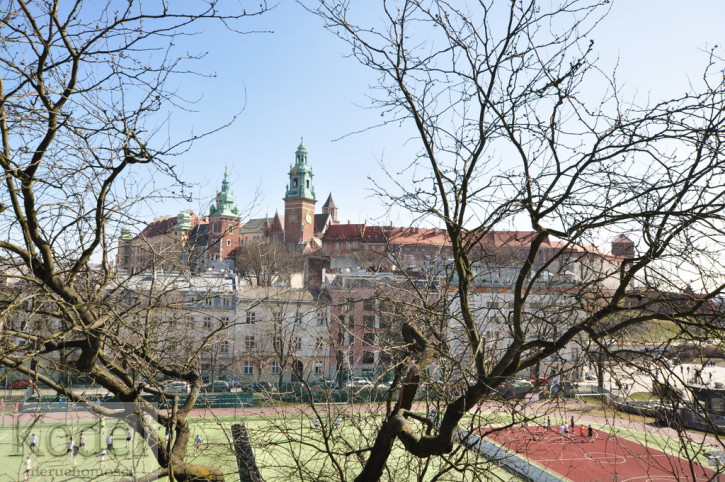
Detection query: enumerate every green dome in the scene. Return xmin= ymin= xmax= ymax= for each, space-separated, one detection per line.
xmin=210 ymin=169 xmax=241 ymax=217
xmin=176 ymin=211 xmax=192 ymax=230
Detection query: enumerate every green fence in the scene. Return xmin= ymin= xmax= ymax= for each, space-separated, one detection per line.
xmin=22 ymin=392 xmax=254 ymax=412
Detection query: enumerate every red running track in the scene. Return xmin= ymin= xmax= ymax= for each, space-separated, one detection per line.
xmin=480 ymin=425 xmax=714 ymax=481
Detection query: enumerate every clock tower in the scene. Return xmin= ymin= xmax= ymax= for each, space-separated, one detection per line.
xmin=284 ymin=140 xmax=317 ymax=244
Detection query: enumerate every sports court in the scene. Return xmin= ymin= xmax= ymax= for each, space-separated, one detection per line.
xmin=480 ymin=425 xmax=715 ymax=481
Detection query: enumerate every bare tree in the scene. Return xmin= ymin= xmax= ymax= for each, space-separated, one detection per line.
xmin=0 ymin=1 xmax=266 ymax=480
xmin=234 ymin=241 xmax=303 ymax=287
xmin=309 ymin=0 xmax=725 ymax=480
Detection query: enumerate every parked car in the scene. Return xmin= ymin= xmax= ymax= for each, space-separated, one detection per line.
xmin=203 ymin=380 xmax=231 ymax=393
xmin=8 ymin=378 xmax=33 ymax=389
xmin=163 ymin=381 xmax=190 ymax=395
xmin=239 ymin=381 xmax=274 ymax=392
xmin=278 ymin=382 xmax=303 ymax=394
xmin=528 ymin=377 xmax=550 ymax=386
xmin=375 ymin=380 xmax=393 ymax=390
xmin=226 ymin=378 xmax=242 ymax=388
xmin=512 ymin=379 xmax=534 ymax=388
xmin=310 ymin=379 xmax=339 ymax=389
xmin=344 ymin=377 xmax=373 ymax=389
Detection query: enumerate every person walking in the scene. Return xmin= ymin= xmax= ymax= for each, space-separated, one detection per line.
xmin=72 ymin=442 xmax=80 ymax=465
xmin=23 ymin=457 xmax=32 ymax=481
xmin=194 ymin=434 xmax=202 ymax=453
xmin=29 ymin=433 xmax=38 ymax=454
xmin=106 ymin=433 xmax=114 ymax=453
xmin=99 ymin=449 xmax=106 ymax=468
xmin=126 ymin=428 xmax=132 ymax=447
xmin=99 ymin=417 xmax=106 ymax=433
xmin=588 ymin=425 xmax=594 ymax=438
xmin=79 ymin=433 xmax=86 ymax=453
xmin=66 ymin=438 xmax=74 ymax=460
xmin=570 ymin=416 xmax=575 ymax=431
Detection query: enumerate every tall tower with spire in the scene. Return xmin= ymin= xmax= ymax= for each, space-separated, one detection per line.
xmin=284 ymin=140 xmax=317 ymax=244
xmin=208 ymin=169 xmax=241 ymax=261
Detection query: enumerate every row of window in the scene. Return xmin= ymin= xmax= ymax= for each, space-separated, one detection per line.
xmin=214 ymin=336 xmax=328 ymax=352
xmin=242 ymin=360 xmax=324 ymax=375
xmin=245 ymin=311 xmax=326 ymax=325
xmin=337 ymin=331 xmax=378 ymax=347
xmin=340 ymin=297 xmax=405 ymax=313
xmin=337 ymin=314 xmax=393 ymax=330
xmin=196 ymin=311 xmax=327 ymax=326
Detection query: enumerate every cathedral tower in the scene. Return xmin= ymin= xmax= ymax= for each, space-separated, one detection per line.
xmin=284 ymin=140 xmax=317 ymax=244
xmin=208 ymin=169 xmax=241 ymax=260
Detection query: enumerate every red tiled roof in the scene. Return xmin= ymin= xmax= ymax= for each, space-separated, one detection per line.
xmin=322 ymin=224 xmax=449 ymax=246
xmin=479 ymin=231 xmax=543 ymax=247
xmin=136 ymin=213 xmax=204 ymax=238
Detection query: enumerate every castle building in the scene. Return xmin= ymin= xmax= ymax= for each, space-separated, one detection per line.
xmin=265 ymin=140 xmax=337 ymax=249
xmin=116 ymin=171 xmax=242 ymax=273
xmin=206 ymin=169 xmax=243 ymax=263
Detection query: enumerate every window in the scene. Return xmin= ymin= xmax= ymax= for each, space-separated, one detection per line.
xmin=362 ymin=351 xmax=374 ymax=364
xmin=274 ymin=336 xmax=282 ymax=351
xmin=378 ymin=316 xmax=391 ymax=330
xmin=220 ymin=341 xmax=229 ymax=354
xmin=314 ymin=361 xmax=323 ymax=375
xmin=315 ymin=337 xmax=325 ymax=351
xmin=363 ymin=315 xmax=376 ymax=329
xmin=226 ymin=239 xmax=231 ymax=246
xmin=294 ymin=314 xmax=302 ymax=325
xmin=203 ymin=317 xmax=212 ymax=329
xmin=487 ymin=301 xmax=500 ymax=309
xmin=343 ymin=297 xmax=355 ymax=311
xmin=245 ymin=335 xmax=256 ymax=350
xmin=363 ymin=298 xmax=376 ymax=311
xmin=244 ymin=361 xmax=254 ymax=375
xmin=221 ymin=316 xmax=230 ymax=327
xmin=271 ymin=361 xmax=280 ymax=375
xmin=228 ymin=225 xmax=233 ymax=234
xmin=347 ymin=315 xmax=355 ymax=329
xmin=335 ymin=243 xmax=340 ymax=250
xmin=570 ymin=347 xmax=579 ymax=363
xmin=316 ymin=312 xmax=326 ymax=326
xmin=245 ymin=311 xmax=256 ymax=324
xmin=222 ymin=297 xmax=231 ymax=307
xmin=295 ymin=337 xmax=302 ymax=351
xmin=272 ymin=310 xmax=283 ymax=323
xmin=363 ymin=332 xmax=376 ymax=346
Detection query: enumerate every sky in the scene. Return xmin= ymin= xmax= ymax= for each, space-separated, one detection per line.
xmin=149 ymin=1 xmax=725 ymax=230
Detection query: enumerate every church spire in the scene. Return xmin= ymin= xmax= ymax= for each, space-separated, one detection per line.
xmin=285 ymin=139 xmax=315 ymax=201
xmin=295 ymin=138 xmax=308 ymax=164
xmin=210 ymin=169 xmax=240 ymax=217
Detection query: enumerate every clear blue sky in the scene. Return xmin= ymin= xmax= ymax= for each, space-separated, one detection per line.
xmin=149 ymin=1 xmax=725 ymax=229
